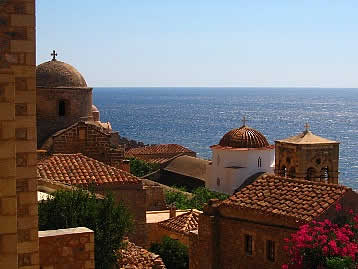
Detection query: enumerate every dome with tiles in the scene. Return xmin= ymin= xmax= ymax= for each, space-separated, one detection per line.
xmin=219 ymin=125 xmax=270 ymax=148
xmin=36 ymin=56 xmax=87 ymax=88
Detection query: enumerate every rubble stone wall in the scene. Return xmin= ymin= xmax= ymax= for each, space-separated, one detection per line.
xmin=39 ymin=227 xmax=94 ymax=269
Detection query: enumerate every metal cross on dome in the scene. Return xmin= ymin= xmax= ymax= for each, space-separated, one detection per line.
xmin=242 ymin=116 xmax=247 ymax=126
xmin=51 ymin=50 xmax=57 ymax=61
xmin=304 ymin=122 xmax=310 ymax=132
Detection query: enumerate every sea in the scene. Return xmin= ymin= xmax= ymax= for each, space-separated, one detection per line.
xmin=93 ymin=87 xmax=358 ymax=189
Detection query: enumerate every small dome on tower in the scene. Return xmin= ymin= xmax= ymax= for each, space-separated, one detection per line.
xmin=219 ymin=125 xmax=270 ymax=148
xmin=36 ymin=51 xmax=87 ymax=88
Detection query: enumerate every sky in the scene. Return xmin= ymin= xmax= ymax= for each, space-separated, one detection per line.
xmin=36 ymin=1 xmax=358 ymax=87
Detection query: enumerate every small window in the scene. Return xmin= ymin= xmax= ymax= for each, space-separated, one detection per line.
xmin=258 ymin=157 xmax=262 ymax=168
xmin=281 ymin=166 xmax=287 ymax=177
xmin=266 ymin=240 xmax=275 ymax=262
xmin=216 ymin=178 xmax=220 ymax=186
xmin=320 ymin=167 xmax=329 ymax=182
xmin=245 ymin=234 xmax=253 ymax=255
xmin=59 ymin=100 xmax=66 ymax=116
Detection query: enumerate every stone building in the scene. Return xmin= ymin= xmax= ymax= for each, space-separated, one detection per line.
xmin=190 ymin=174 xmax=358 ymax=269
xmin=275 ymin=124 xmax=339 ymax=183
xmin=36 ymin=56 xmax=93 ymax=146
xmin=37 ymin=153 xmax=147 ymax=246
xmin=206 ymin=122 xmax=275 ymax=194
xmin=147 ymin=208 xmax=200 ymax=247
xmin=40 ymin=120 xmax=128 ymax=170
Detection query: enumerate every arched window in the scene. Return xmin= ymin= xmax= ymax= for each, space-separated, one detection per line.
xmin=216 ymin=178 xmax=221 ymax=186
xmin=306 ymin=167 xmax=315 ymax=181
xmin=281 ymin=166 xmax=287 ymax=177
xmin=59 ymin=100 xmax=66 ymax=116
xmin=258 ymin=157 xmax=262 ymax=168
xmin=320 ymin=167 xmax=329 ymax=182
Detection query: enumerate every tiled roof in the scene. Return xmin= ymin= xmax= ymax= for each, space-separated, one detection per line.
xmin=158 ymin=210 xmax=200 ymax=235
xmin=125 ymin=144 xmax=194 ymax=156
xmin=218 ymin=125 xmax=270 ymax=149
xmin=37 ymin=153 xmax=141 ymax=186
xmin=164 ymin=156 xmax=209 ymax=181
xmin=118 ymin=240 xmax=166 ymax=269
xmin=276 ymin=130 xmax=338 ymax=144
xmin=220 ymin=174 xmax=349 ymax=223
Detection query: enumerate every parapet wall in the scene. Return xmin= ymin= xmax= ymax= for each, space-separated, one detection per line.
xmin=39 ymin=227 xmax=95 ymax=269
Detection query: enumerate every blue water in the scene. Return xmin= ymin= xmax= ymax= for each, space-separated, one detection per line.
xmin=93 ymin=87 xmax=358 ymax=189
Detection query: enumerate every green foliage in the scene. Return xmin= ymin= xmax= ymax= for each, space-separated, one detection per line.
xmin=326 ymin=256 xmax=355 ymax=269
xmin=129 ymin=158 xmax=159 ymax=177
xmin=149 ymin=236 xmax=189 ymax=269
xmin=38 ymin=189 xmax=133 ymax=269
xmin=165 ymin=186 xmax=229 ymax=211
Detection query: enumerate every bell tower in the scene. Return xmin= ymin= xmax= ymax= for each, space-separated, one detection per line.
xmin=274 ymin=124 xmax=339 ymax=184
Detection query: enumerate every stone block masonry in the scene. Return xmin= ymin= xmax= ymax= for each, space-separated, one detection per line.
xmin=39 ymin=227 xmax=95 ymax=269
xmin=0 ymin=0 xmax=39 ymax=268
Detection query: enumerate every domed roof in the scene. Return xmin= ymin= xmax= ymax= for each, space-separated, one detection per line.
xmin=219 ymin=125 xmax=270 ymax=148
xmin=92 ymin=105 xmax=99 ymax=112
xmin=36 ymin=59 xmax=88 ymax=88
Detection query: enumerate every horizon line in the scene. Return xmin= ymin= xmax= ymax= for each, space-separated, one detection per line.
xmin=91 ymin=86 xmax=358 ymax=89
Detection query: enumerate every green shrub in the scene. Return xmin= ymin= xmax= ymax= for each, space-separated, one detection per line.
xmin=38 ymin=189 xmax=133 ymax=269
xmin=129 ymin=158 xmax=159 ymax=177
xmin=165 ymin=186 xmax=229 ymax=211
xmin=149 ymin=236 xmax=189 ymax=269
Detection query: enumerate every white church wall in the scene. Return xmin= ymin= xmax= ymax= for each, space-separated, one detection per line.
xmin=206 ymin=147 xmax=275 ymax=194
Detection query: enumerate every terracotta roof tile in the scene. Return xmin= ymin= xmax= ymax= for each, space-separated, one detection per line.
xmin=118 ymin=241 xmax=166 ymax=269
xmin=220 ymin=174 xmax=349 ymax=223
xmin=37 ymin=153 xmax=141 ymax=186
xmin=125 ymin=144 xmax=194 ymax=156
xmin=158 ymin=210 xmax=200 ymax=235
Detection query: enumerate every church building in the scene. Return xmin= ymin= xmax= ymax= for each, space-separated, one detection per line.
xmin=206 ymin=119 xmax=275 ymax=194
xmin=35 ymin=51 xmax=127 ymax=169
xmin=274 ymin=124 xmax=339 ymax=184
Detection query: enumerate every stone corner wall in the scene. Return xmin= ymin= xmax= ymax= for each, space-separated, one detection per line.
xmin=189 ymin=231 xmax=199 ymax=269
xmin=0 ymin=0 xmax=39 ymax=268
xmin=39 ymin=227 xmax=95 ymax=269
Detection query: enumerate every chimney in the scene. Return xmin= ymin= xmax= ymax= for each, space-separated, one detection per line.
xmin=169 ymin=204 xmax=176 ymax=218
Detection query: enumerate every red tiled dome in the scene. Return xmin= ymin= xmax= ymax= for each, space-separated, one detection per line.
xmin=219 ymin=125 xmax=269 ymax=148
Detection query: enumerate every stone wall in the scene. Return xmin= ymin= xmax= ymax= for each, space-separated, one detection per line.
xmin=39 ymin=227 xmax=95 ymax=269
xmin=275 ymin=141 xmax=339 ymax=184
xmin=147 ymin=223 xmax=189 ymax=247
xmin=96 ymin=184 xmax=147 ymax=247
xmin=189 ymin=231 xmax=199 ymax=269
xmin=144 ymin=184 xmax=167 ymax=211
xmin=37 ymin=87 xmax=92 ymax=145
xmin=192 ymin=213 xmax=294 ymax=269
xmin=0 ymin=0 xmax=39 ymax=268
xmin=45 ymin=121 xmax=125 ymax=169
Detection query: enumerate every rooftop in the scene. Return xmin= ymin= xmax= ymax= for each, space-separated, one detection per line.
xmin=36 ymin=59 xmax=88 ymax=88
xmin=220 ymin=174 xmax=349 ymax=223
xmin=276 ymin=130 xmax=338 ymax=145
xmin=163 ymin=155 xmax=209 ymax=182
xmin=37 ymin=153 xmax=141 ymax=187
xmin=146 ymin=209 xmax=194 ymax=223
xmin=118 ymin=240 xmax=166 ymax=269
xmin=217 ymin=125 xmax=270 ymax=149
xmin=158 ymin=209 xmax=200 ymax=235
xmin=125 ymin=144 xmax=195 ymax=156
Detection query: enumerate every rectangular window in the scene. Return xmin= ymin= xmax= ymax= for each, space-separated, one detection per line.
xmin=245 ymin=234 xmax=253 ymax=255
xmin=266 ymin=240 xmax=275 ymax=261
